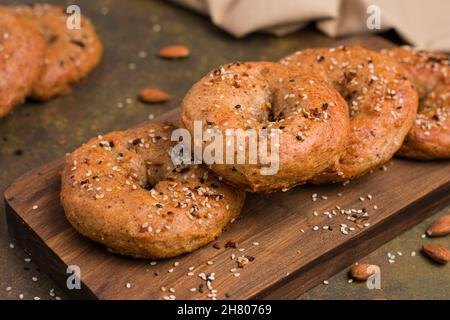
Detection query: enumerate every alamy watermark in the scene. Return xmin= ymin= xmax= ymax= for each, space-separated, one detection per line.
xmin=66 ymin=5 xmax=81 ymax=30
xmin=366 ymin=265 xmax=381 ymax=290
xmin=170 ymin=121 xmax=280 ymax=175
xmin=66 ymin=265 xmax=81 ymax=290
xmin=367 ymin=5 xmax=382 ymax=30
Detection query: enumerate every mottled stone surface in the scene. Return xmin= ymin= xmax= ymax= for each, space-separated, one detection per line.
xmin=0 ymin=0 xmax=448 ymax=300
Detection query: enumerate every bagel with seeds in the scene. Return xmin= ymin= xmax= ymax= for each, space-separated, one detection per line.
xmin=61 ymin=123 xmax=246 ymax=259
xmin=181 ymin=61 xmax=350 ymax=192
xmin=280 ymin=46 xmax=418 ymax=183
xmin=15 ymin=4 xmax=103 ymax=101
xmin=383 ymin=47 xmax=450 ymax=159
xmin=0 ymin=7 xmax=45 ymax=118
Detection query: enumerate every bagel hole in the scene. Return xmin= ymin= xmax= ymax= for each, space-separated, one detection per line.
xmin=145 ymin=163 xmax=166 ymax=188
xmin=264 ymin=94 xmax=286 ymax=123
xmin=143 ymin=183 xmax=153 ymax=191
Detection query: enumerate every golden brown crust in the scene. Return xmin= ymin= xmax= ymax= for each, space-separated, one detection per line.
xmin=0 ymin=7 xmax=45 ymax=118
xmin=280 ymin=46 xmax=418 ymax=183
xmin=181 ymin=61 xmax=350 ymax=192
xmin=383 ymin=47 xmax=450 ymax=159
xmin=15 ymin=4 xmax=103 ymax=101
xmin=61 ymin=123 xmax=246 ymax=259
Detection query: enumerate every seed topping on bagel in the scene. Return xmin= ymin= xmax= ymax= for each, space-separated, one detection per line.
xmin=383 ymin=46 xmax=450 ymax=159
xmin=182 ymin=61 xmax=350 ymax=192
xmin=280 ymin=46 xmax=418 ymax=182
xmin=61 ymin=123 xmax=245 ymax=259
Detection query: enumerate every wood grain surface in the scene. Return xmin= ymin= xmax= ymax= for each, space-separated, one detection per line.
xmin=5 ymin=105 xmax=450 ymax=300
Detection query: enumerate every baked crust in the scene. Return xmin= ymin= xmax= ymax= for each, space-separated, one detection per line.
xmin=15 ymin=4 xmax=103 ymax=101
xmin=181 ymin=61 xmax=350 ymax=192
xmin=0 ymin=7 xmax=45 ymax=118
xmin=383 ymin=47 xmax=450 ymax=159
xmin=280 ymin=46 xmax=418 ymax=183
xmin=61 ymin=123 xmax=246 ymax=259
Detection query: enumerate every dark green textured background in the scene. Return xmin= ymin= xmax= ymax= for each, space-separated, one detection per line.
xmin=0 ymin=0 xmax=449 ymax=300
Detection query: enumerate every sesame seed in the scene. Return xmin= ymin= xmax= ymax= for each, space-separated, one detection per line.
xmin=153 ymin=24 xmax=162 ymax=32
xmin=100 ymin=7 xmax=109 ymax=15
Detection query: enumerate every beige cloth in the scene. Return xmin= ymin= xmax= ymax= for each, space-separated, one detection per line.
xmin=169 ymin=0 xmax=450 ymax=51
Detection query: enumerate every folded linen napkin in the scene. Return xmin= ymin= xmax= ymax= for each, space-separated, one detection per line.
xmin=169 ymin=0 xmax=450 ymax=51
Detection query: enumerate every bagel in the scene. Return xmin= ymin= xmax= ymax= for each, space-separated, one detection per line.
xmin=280 ymin=46 xmax=418 ymax=183
xmin=0 ymin=7 xmax=45 ymax=118
xmin=14 ymin=4 xmax=103 ymax=101
xmin=383 ymin=47 xmax=450 ymax=159
xmin=181 ymin=61 xmax=350 ymax=192
xmin=61 ymin=123 xmax=246 ymax=259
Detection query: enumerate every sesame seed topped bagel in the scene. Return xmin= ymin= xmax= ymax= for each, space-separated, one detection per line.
xmin=0 ymin=7 xmax=45 ymax=118
xmin=61 ymin=123 xmax=246 ymax=259
xmin=181 ymin=61 xmax=350 ymax=192
xmin=14 ymin=4 xmax=103 ymax=101
xmin=383 ymin=47 xmax=450 ymax=159
xmin=280 ymin=46 xmax=418 ymax=183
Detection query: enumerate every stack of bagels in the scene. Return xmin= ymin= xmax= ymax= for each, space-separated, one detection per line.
xmin=0 ymin=4 xmax=102 ymax=118
xmin=62 ymin=45 xmax=449 ymax=259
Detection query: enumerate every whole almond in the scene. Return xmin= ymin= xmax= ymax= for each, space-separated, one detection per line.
xmin=422 ymin=243 xmax=450 ymax=264
xmin=158 ymin=45 xmax=190 ymax=59
xmin=138 ymin=88 xmax=171 ymax=104
xmin=427 ymin=215 xmax=450 ymax=237
xmin=350 ymin=263 xmax=379 ymax=281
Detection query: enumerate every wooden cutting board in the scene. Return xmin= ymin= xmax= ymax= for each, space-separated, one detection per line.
xmin=5 ymin=106 xmax=450 ymax=300
xmin=4 ymin=36 xmax=450 ymax=299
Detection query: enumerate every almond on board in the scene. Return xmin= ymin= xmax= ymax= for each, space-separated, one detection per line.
xmin=138 ymin=88 xmax=171 ymax=104
xmin=158 ymin=45 xmax=190 ymax=59
xmin=422 ymin=243 xmax=450 ymax=264
xmin=426 ymin=215 xmax=450 ymax=237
